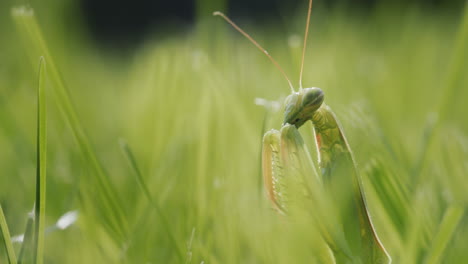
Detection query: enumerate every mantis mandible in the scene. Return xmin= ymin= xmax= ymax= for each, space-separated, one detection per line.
xmin=214 ymin=1 xmax=391 ymax=263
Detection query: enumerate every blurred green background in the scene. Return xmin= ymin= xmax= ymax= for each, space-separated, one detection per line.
xmin=1 ymin=0 xmax=468 ymax=263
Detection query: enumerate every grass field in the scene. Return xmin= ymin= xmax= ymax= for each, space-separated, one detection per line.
xmin=1 ymin=1 xmax=468 ymax=263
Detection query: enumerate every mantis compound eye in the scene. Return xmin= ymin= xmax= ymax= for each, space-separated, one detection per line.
xmin=283 ymin=93 xmax=301 ymax=124
xmin=301 ymin=87 xmax=324 ymax=111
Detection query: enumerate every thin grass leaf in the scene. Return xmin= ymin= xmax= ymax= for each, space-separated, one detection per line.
xmin=18 ymin=212 xmax=34 ymax=264
xmin=424 ymin=205 xmax=465 ymax=264
xmin=119 ymin=139 xmax=184 ymax=262
xmin=0 ymin=204 xmax=17 ymax=264
xmin=414 ymin=3 xmax=468 ymax=175
xmin=437 ymin=4 xmax=468 ymax=121
xmin=32 ymin=57 xmax=47 ymax=264
xmin=11 ymin=7 xmax=128 ymax=242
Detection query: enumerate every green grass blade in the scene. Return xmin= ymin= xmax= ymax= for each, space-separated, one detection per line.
xmin=119 ymin=139 xmax=184 ymax=262
xmin=11 ymin=7 xmax=128 ymax=242
xmin=0 ymin=204 xmax=17 ymax=264
xmin=437 ymin=4 xmax=468 ymax=121
xmin=414 ymin=3 xmax=468 ymax=175
xmin=424 ymin=205 xmax=465 ymax=264
xmin=18 ymin=213 xmax=34 ymax=264
xmin=32 ymin=57 xmax=47 ymax=264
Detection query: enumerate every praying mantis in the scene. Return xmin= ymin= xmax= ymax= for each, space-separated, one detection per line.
xmin=214 ymin=0 xmax=391 ymax=263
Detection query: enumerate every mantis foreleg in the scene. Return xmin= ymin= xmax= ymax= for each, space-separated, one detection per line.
xmin=262 ymin=124 xmax=356 ymax=264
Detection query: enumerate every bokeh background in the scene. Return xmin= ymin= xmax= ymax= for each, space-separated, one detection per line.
xmin=1 ymin=0 xmax=468 ymax=263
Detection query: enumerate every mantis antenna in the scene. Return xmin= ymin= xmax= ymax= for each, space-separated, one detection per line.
xmin=213 ymin=11 xmax=295 ymax=93
xmin=299 ymin=0 xmax=313 ymax=90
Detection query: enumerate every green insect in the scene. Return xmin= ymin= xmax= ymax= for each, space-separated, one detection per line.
xmin=214 ymin=1 xmax=391 ymax=263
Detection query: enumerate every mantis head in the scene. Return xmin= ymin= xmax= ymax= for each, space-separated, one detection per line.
xmin=283 ymin=87 xmax=324 ymax=128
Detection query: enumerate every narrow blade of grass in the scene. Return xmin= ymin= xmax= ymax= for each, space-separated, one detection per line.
xmin=119 ymin=139 xmax=184 ymax=262
xmin=32 ymin=57 xmax=47 ymax=264
xmin=414 ymin=3 xmax=468 ymax=175
xmin=18 ymin=212 xmax=34 ymax=264
xmin=424 ymin=205 xmax=465 ymax=264
xmin=437 ymin=4 xmax=468 ymax=122
xmin=11 ymin=7 xmax=128 ymax=243
xmin=0 ymin=204 xmax=17 ymax=264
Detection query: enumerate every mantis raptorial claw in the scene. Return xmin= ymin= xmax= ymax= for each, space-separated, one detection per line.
xmin=262 ymin=125 xmax=321 ymax=213
xmin=262 ymin=130 xmax=284 ymax=211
